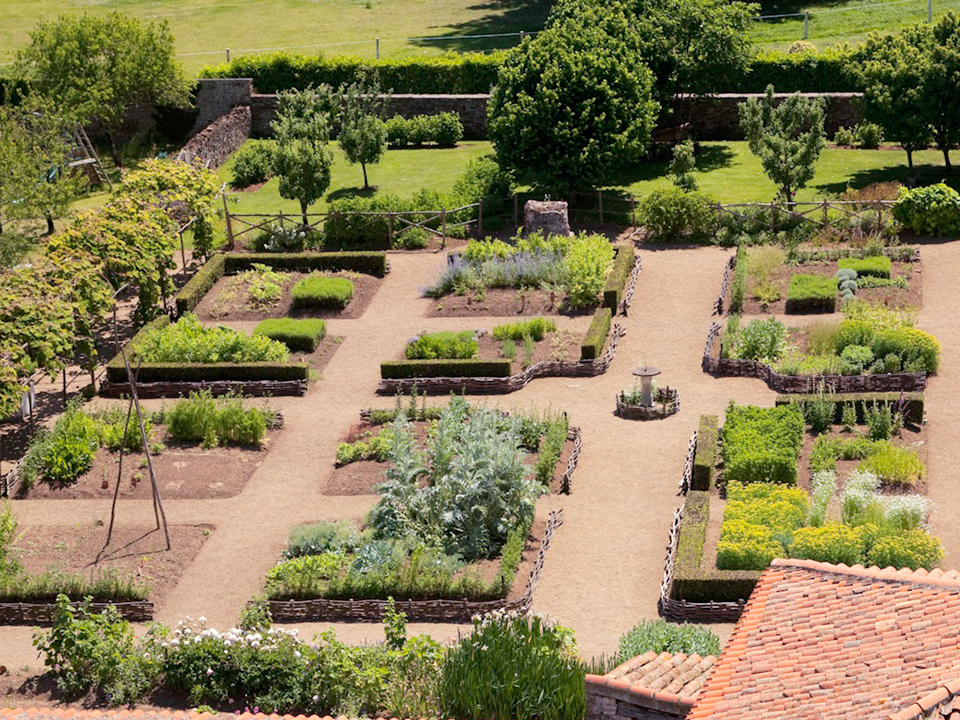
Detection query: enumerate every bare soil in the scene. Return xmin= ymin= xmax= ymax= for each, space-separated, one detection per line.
xmin=194 ymin=271 xmax=382 ymax=321
xmin=741 ymin=259 xmax=921 ymax=316
xmin=12 ymin=524 xmax=212 ymax=606
xmin=427 ymin=287 xmax=597 ymax=318
xmin=19 ymin=434 xmax=275 ymax=500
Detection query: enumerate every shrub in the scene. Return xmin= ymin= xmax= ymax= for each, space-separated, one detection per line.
xmin=283 ymin=521 xmax=368 ymax=558
xmin=135 ymin=314 xmax=289 ymax=363
xmin=855 ymin=122 xmax=884 ymax=148
xmin=254 ymin=318 xmax=326 ymax=353
xmin=722 ymin=404 xmax=804 ymax=485
xmin=785 ymin=274 xmax=836 ymax=313
xmin=870 ymin=328 xmax=941 ymax=374
xmin=637 ymin=188 xmax=718 ymax=243
xmin=175 ymin=254 xmax=226 ymax=315
xmin=23 ymin=403 xmax=99 ymax=486
xmin=384 ymin=113 xmax=463 ymax=147
xmin=833 ymin=126 xmax=856 ymax=146
xmin=580 ymin=308 xmax=611 ymax=360
xmin=836 ymin=319 xmax=875 ymax=351
xmin=164 ymin=391 xmax=269 ymax=447
xmin=562 ymin=234 xmax=615 ymax=309
xmin=405 ymin=331 xmax=478 ymax=360
xmin=858 ymin=445 xmax=925 ymax=486
xmin=433 ymin=113 xmax=464 ymax=147
xmin=231 ymin=140 xmax=276 ymax=187
xmin=880 ymin=495 xmax=930 ymax=532
xmin=716 ymin=521 xmax=782 ymax=570
xmin=617 ymin=620 xmax=720 ymax=660
xmin=839 ymin=344 xmax=874 ymax=375
xmin=439 ymin=611 xmax=585 ymax=720
xmin=892 ymin=183 xmax=960 ymax=236
xmin=492 ymin=317 xmax=556 ymax=342
xmin=789 ymin=524 xmax=864 ymax=565
xmin=251 ymin=225 xmax=319 ymax=253
xmin=452 ymin=156 xmax=515 ymax=205
xmin=290 ymin=275 xmax=354 ymax=310
xmin=838 ymin=256 xmax=891 ymax=278
xmin=866 ymin=530 xmax=943 ymax=570
xmin=733 ymin=317 xmax=786 ymax=362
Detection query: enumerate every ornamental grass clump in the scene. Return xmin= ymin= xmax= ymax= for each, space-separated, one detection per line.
xmin=857 ymin=445 xmax=924 ymax=487
xmin=136 ymin=314 xmax=289 ymax=364
xmin=438 ymin=610 xmax=585 ymax=720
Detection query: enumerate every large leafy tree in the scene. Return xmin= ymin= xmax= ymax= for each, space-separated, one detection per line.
xmin=271 ymin=87 xmax=335 ymax=226
xmin=0 ymin=98 xmax=84 ymax=248
xmin=15 ymin=12 xmax=191 ymax=164
xmin=739 ymin=86 xmax=826 ymax=203
xmin=923 ymin=14 xmax=960 ymax=171
xmin=338 ymin=77 xmax=388 ymax=191
xmin=548 ymin=0 xmax=756 ymax=125
xmin=488 ymin=10 xmax=659 ymax=190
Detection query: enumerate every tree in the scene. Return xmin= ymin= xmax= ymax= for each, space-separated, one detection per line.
xmin=0 ymin=98 xmax=83 ymax=244
xmin=739 ymin=86 xmax=826 ymax=203
xmin=271 ymin=87 xmax=335 ymax=226
xmin=858 ymin=28 xmax=933 ymax=171
xmin=338 ymin=78 xmax=388 ymax=190
xmin=922 ymin=13 xmax=960 ymax=171
xmin=669 ymin=140 xmax=698 ymax=191
xmin=15 ymin=12 xmax=191 ymax=165
xmin=488 ymin=13 xmax=660 ymax=190
xmin=548 ymin=0 xmax=756 ymax=126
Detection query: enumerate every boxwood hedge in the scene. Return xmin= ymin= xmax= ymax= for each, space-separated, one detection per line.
xmin=692 ymin=415 xmax=718 ymax=491
xmin=581 ymin=308 xmax=612 ymax=360
xmin=254 ymin=318 xmax=327 ymax=353
xmin=785 ymin=273 xmax=836 ymax=314
xmin=380 ymin=359 xmax=513 ymax=379
xmin=602 ymin=245 xmax=636 ymax=313
xmin=837 ymin=256 xmax=891 ymax=279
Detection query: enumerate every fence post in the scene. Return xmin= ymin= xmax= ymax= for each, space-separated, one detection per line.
xmin=279 ymin=210 xmax=285 ymax=231
xmin=598 ymin=191 xmax=604 ymax=225
xmin=441 ymin=209 xmax=447 ymax=250
xmin=513 ymin=195 xmax=519 ymax=227
xmin=226 ymin=48 xmax=231 ymax=63
xmin=877 ymin=200 xmax=884 ymax=230
xmin=222 ymin=192 xmax=235 ymax=249
xmin=478 ymin=199 xmax=484 ymax=235
xmin=376 ymin=38 xmax=380 ymax=59
xmin=387 ymin=212 xmax=393 ymax=246
xmin=179 ymin=230 xmax=187 ymax=277
xmin=803 ymin=11 xmax=809 ymax=39
xmin=822 ymin=199 xmax=829 ymax=226
xmin=770 ymin=201 xmax=776 ymax=231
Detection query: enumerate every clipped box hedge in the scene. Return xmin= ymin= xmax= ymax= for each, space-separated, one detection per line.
xmin=254 ymin=318 xmax=327 ymax=353
xmin=671 ymin=492 xmax=762 ymax=604
xmin=785 ymin=273 xmax=836 ymax=314
xmin=291 ymin=276 xmax=354 ymax=309
xmin=692 ymin=415 xmax=719 ymax=491
xmin=175 ymin=254 xmax=227 ymax=315
xmin=380 ymin=359 xmax=512 ymax=379
xmin=837 ymin=255 xmax=892 ymax=279
xmin=225 ymin=251 xmax=387 ymax=276
xmin=775 ymin=392 xmax=924 ymax=425
xmin=602 ymin=245 xmax=636 ymax=313
xmin=581 ymin=308 xmax=612 ymax=360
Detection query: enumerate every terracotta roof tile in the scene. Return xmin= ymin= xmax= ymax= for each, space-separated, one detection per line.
xmin=586 ymin=650 xmax=717 ymax=707
xmin=687 ymin=560 xmax=960 ymax=720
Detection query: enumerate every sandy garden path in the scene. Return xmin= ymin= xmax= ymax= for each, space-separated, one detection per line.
xmin=19 ymin=239 xmax=960 ymax=669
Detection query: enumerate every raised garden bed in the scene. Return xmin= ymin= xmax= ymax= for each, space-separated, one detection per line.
xmin=615 ymin=387 xmax=680 ymax=420
xmin=662 ymin=400 xmax=937 ymax=622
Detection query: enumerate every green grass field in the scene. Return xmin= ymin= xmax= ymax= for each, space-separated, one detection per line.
xmin=0 ymin=0 xmax=551 ymax=74
xmin=208 ymin=140 xmax=950 ymax=216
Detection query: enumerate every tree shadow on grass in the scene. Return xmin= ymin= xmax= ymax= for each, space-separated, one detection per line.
xmin=813 ymin=161 xmax=953 ymax=196
xmin=326 ymin=186 xmax=378 ymax=203
xmin=607 ymin=143 xmax=737 ymax=187
xmin=407 ymin=0 xmax=553 ymax=53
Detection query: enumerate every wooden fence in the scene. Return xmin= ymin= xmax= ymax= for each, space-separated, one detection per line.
xmin=0 ymin=600 xmax=153 ymax=625
xmin=717 ymin=199 xmax=895 ymax=233
xmin=261 ymin=509 xmax=564 ymax=623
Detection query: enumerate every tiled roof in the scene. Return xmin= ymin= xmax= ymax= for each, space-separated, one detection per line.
xmin=585 ymin=651 xmax=715 ymax=710
xmin=687 ymin=559 xmax=960 ymax=720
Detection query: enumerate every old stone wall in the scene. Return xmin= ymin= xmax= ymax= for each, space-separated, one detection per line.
xmin=586 ymin=685 xmax=689 ymax=720
xmin=178 ymin=106 xmax=251 ymax=168
xmin=691 ymin=92 xmax=861 ymax=140
xmin=190 ymin=78 xmax=254 ymax=136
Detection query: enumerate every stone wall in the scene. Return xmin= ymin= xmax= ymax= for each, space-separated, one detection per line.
xmin=191 ymin=78 xmax=864 ymax=143
xmin=178 ymin=106 xmax=251 ymax=168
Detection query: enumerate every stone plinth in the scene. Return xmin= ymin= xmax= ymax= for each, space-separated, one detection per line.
xmin=524 ymin=200 xmax=571 ymax=237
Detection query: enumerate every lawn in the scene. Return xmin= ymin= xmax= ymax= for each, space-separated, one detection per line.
xmin=0 ymin=0 xmax=552 ymax=75
xmin=749 ymin=0 xmax=960 ymax=50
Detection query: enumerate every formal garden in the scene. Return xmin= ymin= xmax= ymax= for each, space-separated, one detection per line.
xmin=5 ymin=0 xmax=960 ymax=717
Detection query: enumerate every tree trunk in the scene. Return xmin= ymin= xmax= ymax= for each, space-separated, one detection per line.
xmin=46 ymin=215 xmax=55 ymax=235
xmin=300 ymin=200 xmax=309 ymax=228
xmin=943 ymin=146 xmax=952 ymax=173
xmin=906 ymin=147 xmax=915 ymax=171
xmin=362 ymin=162 xmax=369 ymax=190
xmin=108 ymin=131 xmax=122 ymax=168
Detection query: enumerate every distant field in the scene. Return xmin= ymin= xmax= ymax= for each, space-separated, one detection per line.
xmin=0 ymin=0 xmax=552 ymax=74
xmin=749 ymin=0 xmax=960 ymax=50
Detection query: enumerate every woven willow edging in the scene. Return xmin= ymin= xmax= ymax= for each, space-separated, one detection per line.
xmin=620 ymin=256 xmax=642 ymax=316
xmin=377 ymin=325 xmax=625 ymax=395
xmin=678 ymin=430 xmax=698 ymax=495
xmin=714 ymin=254 xmax=736 ymax=316
xmin=99 ymin=378 xmax=307 ymax=399
xmin=615 ymin=388 xmax=680 ymax=420
xmin=658 ymin=506 xmax=745 ymax=624
xmin=0 ymin=600 xmax=153 ymax=625
xmin=702 ymin=322 xmax=927 ymax=394
xmin=261 ymin=510 xmax=564 ymax=623
xmin=560 ymin=426 xmax=581 ymax=495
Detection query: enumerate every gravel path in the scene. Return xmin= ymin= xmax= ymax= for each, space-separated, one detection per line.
xmin=4 ymin=240 xmax=955 ymax=669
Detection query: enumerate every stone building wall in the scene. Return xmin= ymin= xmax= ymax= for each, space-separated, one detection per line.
xmin=178 ymin=106 xmax=251 ymax=168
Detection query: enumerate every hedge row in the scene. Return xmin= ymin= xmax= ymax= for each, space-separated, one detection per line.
xmin=380 ymin=359 xmax=512 ymax=379
xmin=195 ymin=48 xmax=864 ymax=95
xmin=105 ymin=361 xmax=309 ymax=384
xmin=224 ymin=251 xmax=388 ymax=277
xmin=775 ymin=392 xmax=924 ymax=425
xmin=692 ymin=415 xmax=718 ymax=492
xmin=199 ymin=51 xmax=506 ymax=94
xmin=671 ymin=491 xmax=761 ymax=604
xmin=602 ymin=245 xmax=636 ymax=313
xmin=175 ymin=254 xmax=227 ymax=315
xmin=581 ymin=308 xmax=612 ymax=360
